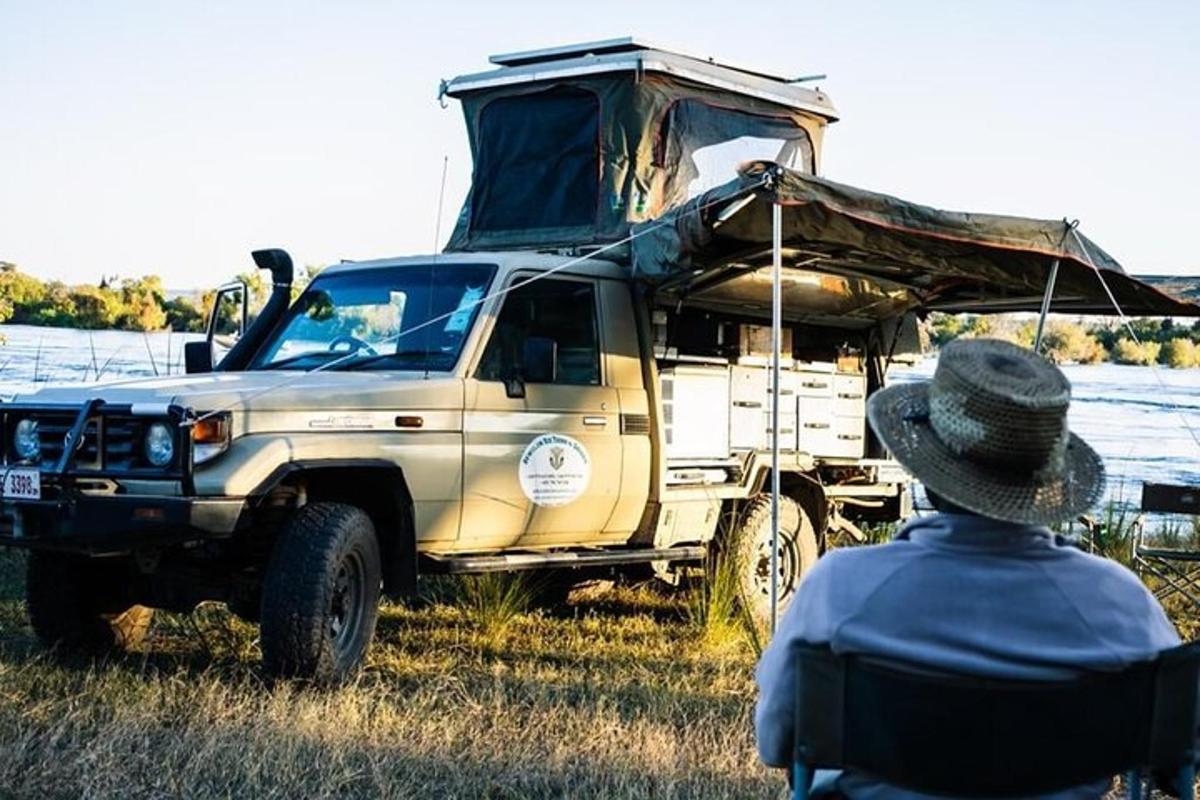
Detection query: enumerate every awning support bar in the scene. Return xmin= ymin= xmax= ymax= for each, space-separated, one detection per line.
xmin=1033 ymin=258 xmax=1061 ymax=354
xmin=770 ymin=199 xmax=783 ymax=635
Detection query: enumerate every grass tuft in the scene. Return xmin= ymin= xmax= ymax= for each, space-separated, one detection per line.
xmin=454 ymin=572 xmax=538 ymax=642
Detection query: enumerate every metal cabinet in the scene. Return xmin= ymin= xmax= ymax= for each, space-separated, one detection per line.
xmin=661 ymin=366 xmax=730 ymax=460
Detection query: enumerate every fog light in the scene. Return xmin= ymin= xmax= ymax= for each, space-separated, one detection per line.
xmin=13 ymin=419 xmax=40 ymax=461
xmin=144 ymin=422 xmax=175 ymax=467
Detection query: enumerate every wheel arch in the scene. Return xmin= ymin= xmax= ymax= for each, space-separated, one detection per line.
xmin=744 ymin=465 xmax=830 ymax=548
xmin=250 ymin=459 xmax=417 ymax=600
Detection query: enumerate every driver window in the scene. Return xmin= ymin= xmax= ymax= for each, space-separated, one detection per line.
xmin=477 ymin=278 xmax=600 ymax=385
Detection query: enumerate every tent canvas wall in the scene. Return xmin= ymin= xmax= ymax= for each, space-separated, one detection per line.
xmin=441 ymin=38 xmax=836 ymax=253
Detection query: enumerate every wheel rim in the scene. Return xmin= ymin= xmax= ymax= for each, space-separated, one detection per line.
xmin=329 ymin=550 xmax=366 ymax=659
xmin=752 ymin=528 xmax=800 ymax=606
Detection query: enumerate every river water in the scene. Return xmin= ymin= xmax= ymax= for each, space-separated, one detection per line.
xmin=1 ymin=323 xmax=1197 ymax=512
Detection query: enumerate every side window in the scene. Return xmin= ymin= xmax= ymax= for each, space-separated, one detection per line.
xmin=477 ymin=279 xmax=601 ymax=386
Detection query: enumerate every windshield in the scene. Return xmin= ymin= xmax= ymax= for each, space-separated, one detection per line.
xmin=251 ymin=263 xmax=496 ymax=371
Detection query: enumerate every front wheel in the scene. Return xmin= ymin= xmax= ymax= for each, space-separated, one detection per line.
xmin=26 ymin=552 xmax=153 ymax=653
xmin=259 ymin=502 xmax=382 ymax=684
xmin=729 ymin=494 xmax=819 ymax=626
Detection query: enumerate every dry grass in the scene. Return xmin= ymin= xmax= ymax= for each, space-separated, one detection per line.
xmin=0 ymin=530 xmax=1195 ymax=799
xmin=0 ymin=551 xmax=773 ymax=800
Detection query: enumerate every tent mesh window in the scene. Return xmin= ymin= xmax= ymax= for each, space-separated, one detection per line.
xmin=471 ymin=86 xmax=600 ymax=233
xmin=654 ymin=100 xmax=814 ymax=205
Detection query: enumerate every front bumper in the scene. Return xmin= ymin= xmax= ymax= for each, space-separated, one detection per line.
xmin=0 ymin=492 xmax=245 ymax=554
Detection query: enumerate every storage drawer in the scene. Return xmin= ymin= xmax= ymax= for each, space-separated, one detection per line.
xmin=797 ymin=409 xmax=833 ymax=455
xmin=763 ymin=411 xmax=798 ymax=451
xmin=731 ymin=406 xmax=765 ymax=450
xmin=795 ymin=371 xmax=834 ymax=399
xmin=730 ymin=366 xmax=768 ymax=407
xmin=833 ymin=374 xmax=866 ymax=402
xmin=827 ymin=416 xmax=866 ymax=459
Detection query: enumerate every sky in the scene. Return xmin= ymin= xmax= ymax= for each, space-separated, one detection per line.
xmin=2 ymin=0 xmax=1198 ymax=289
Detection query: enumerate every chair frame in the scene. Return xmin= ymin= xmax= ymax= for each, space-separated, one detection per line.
xmin=1130 ymin=483 xmax=1200 ymax=612
xmin=790 ymin=642 xmax=1200 ymax=800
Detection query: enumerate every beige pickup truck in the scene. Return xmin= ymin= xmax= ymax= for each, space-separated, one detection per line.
xmin=0 ymin=246 xmax=910 ymax=681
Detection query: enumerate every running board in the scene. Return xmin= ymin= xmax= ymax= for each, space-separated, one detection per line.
xmin=421 ymin=545 xmax=707 ymax=575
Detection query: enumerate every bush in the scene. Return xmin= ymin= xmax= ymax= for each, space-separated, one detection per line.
xmin=1161 ymin=337 xmax=1200 ymax=368
xmin=1112 ymin=338 xmax=1162 ymax=366
xmin=1038 ymin=321 xmax=1106 ymax=364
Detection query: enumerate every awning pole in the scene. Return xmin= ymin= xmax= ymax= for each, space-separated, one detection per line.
xmin=1033 ymin=258 xmax=1061 ymax=354
xmin=770 ymin=200 xmax=783 ymax=635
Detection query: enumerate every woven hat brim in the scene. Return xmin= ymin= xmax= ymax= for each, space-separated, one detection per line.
xmin=867 ymin=382 xmax=1106 ymax=526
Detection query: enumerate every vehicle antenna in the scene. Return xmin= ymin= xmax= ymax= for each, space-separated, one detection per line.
xmin=424 ymin=156 xmax=450 ymax=380
xmin=433 ymin=155 xmax=449 ymax=253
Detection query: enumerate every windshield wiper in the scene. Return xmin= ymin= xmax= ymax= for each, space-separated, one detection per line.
xmin=259 ymin=351 xmax=348 ymax=371
xmin=328 ymin=350 xmax=438 ymax=371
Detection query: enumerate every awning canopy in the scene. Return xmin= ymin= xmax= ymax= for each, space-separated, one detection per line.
xmin=631 ymin=162 xmax=1199 ymax=323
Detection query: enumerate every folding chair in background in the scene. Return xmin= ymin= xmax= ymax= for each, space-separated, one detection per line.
xmin=1131 ymin=483 xmax=1200 ymax=611
xmin=791 ymin=642 xmax=1200 ymax=800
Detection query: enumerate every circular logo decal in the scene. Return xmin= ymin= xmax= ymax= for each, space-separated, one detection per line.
xmin=518 ymin=433 xmax=591 ymax=507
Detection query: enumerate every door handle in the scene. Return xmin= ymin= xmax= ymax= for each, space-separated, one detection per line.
xmin=583 ymin=416 xmax=608 ymax=427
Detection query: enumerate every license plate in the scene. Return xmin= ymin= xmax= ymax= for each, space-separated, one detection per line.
xmin=1 ymin=467 xmax=41 ymax=500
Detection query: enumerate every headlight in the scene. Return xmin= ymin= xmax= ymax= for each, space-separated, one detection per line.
xmin=144 ymin=422 xmax=175 ymax=467
xmin=191 ymin=414 xmax=231 ymax=464
xmin=13 ymin=418 xmax=40 ymax=460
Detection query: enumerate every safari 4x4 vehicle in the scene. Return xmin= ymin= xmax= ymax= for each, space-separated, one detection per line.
xmin=2 ymin=39 xmax=1195 ymax=682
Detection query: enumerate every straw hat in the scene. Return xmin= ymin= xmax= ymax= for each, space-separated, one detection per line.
xmin=867 ymin=338 xmax=1105 ymax=525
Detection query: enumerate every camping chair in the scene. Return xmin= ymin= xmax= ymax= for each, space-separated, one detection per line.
xmin=1132 ymin=483 xmax=1200 ymax=611
xmin=790 ymin=642 xmax=1200 ymax=800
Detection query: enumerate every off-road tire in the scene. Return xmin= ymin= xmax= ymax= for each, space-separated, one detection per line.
xmin=260 ymin=502 xmax=381 ymax=684
xmin=26 ymin=552 xmax=153 ymax=652
xmin=728 ymin=494 xmax=819 ymax=626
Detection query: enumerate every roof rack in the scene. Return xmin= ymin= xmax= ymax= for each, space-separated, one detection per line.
xmin=487 ymin=36 xmax=790 ymax=82
xmin=445 ymin=36 xmax=836 ymax=118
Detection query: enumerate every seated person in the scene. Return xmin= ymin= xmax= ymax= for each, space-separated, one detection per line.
xmin=755 ymin=338 xmax=1181 ymax=799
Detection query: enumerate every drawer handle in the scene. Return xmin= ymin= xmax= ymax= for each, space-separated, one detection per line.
xmin=838 ymin=434 xmax=863 ymax=441
xmin=583 ymin=416 xmax=607 ymax=427
xmin=733 ymin=401 xmax=763 ymax=408
xmin=801 ymin=382 xmax=830 ymax=389
xmin=804 ymin=423 xmax=831 ymax=429
xmin=838 ymin=392 xmax=863 ymax=400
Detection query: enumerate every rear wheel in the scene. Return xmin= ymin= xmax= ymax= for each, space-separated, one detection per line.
xmin=259 ymin=502 xmax=381 ymax=684
xmin=26 ymin=552 xmax=153 ymax=652
xmin=729 ymin=494 xmax=819 ymax=626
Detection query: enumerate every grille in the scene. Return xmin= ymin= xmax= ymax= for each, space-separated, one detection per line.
xmin=5 ymin=412 xmax=160 ymax=472
xmin=103 ymin=416 xmax=144 ymax=471
xmin=621 ymin=414 xmax=652 ymax=435
xmin=29 ymin=414 xmax=100 ymax=470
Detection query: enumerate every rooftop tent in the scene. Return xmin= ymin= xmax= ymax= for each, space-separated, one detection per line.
xmin=631 ymin=161 xmax=1200 ymax=323
xmin=441 ymin=38 xmax=838 ymax=252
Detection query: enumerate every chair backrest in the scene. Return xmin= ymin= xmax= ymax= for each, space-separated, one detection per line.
xmin=792 ymin=642 xmax=1200 ymax=798
xmin=1142 ymin=483 xmax=1200 ymax=516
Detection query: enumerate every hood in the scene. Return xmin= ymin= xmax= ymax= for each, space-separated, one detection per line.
xmin=5 ymin=370 xmax=464 ymax=414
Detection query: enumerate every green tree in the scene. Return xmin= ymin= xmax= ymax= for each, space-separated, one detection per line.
xmin=116 ymin=275 xmax=167 ymax=331
xmin=68 ymin=285 xmax=123 ymax=329
xmin=162 ymin=296 xmax=206 ymax=332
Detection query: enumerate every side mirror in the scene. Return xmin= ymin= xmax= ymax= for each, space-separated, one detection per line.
xmin=184 ymin=341 xmax=214 ymax=374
